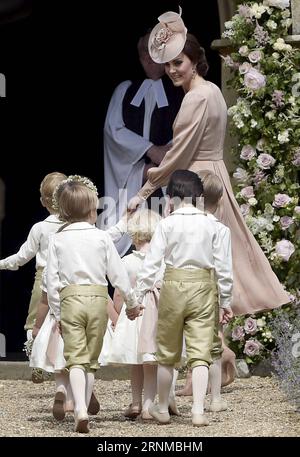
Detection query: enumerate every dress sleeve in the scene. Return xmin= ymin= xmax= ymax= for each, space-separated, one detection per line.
xmin=105 ymin=234 xmax=137 ymax=309
xmin=138 ymin=92 xmax=208 ymax=199
xmin=135 ymin=222 xmax=166 ymax=303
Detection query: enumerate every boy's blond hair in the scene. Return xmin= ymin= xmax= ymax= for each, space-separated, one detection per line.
xmin=57 ymin=178 xmax=98 ymax=223
xmin=127 ymin=209 xmax=162 ymax=245
xmin=196 ymin=170 xmax=223 ymax=210
xmin=40 ymin=172 xmax=67 ymax=212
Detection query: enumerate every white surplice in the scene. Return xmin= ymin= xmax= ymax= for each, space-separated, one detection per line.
xmin=98 ymin=79 xmax=168 ymax=256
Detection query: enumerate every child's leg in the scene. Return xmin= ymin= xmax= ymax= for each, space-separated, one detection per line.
xmin=53 ymin=370 xmax=69 ymax=420
xmin=142 ymin=365 xmax=157 ymax=415
xmin=65 ymin=380 xmax=74 ymax=412
xmin=69 ymin=367 xmax=87 ymax=413
xmin=192 ymin=365 xmax=209 ymax=424
xmin=148 ymin=364 xmax=173 ymax=424
xmin=124 ymin=365 xmax=143 ymax=418
xmin=24 ymin=269 xmax=43 ymax=331
xmin=157 ymin=364 xmax=173 ymax=413
xmin=131 ymin=365 xmax=143 ymax=408
xmin=32 ymin=291 xmax=49 ymax=338
xmin=219 ymin=330 xmax=236 ymax=387
xmin=175 ymin=368 xmax=192 ymax=396
xmin=69 ymin=366 xmax=89 ymax=433
xmin=168 ymin=369 xmax=180 ymax=415
xmin=85 ymin=371 xmax=95 ymax=410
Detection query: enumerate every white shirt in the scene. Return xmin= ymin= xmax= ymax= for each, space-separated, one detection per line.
xmin=46 ymin=222 xmax=137 ymax=320
xmin=135 ymin=206 xmax=233 ymax=308
xmin=0 ymin=214 xmax=63 ymax=270
xmin=41 ymin=219 xmax=127 ymax=293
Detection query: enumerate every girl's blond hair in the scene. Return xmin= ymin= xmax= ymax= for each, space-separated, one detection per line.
xmin=127 ymin=209 xmax=162 ymax=245
xmin=40 ymin=172 xmax=67 ymax=212
xmin=196 ymin=170 xmax=223 ymax=209
xmin=57 ymin=177 xmax=98 ymax=223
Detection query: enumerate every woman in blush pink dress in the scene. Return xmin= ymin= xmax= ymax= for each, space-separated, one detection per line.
xmin=128 ymin=10 xmax=289 ymax=395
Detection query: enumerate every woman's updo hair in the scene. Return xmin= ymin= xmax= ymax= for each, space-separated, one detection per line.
xmin=182 ymin=33 xmax=209 ymax=77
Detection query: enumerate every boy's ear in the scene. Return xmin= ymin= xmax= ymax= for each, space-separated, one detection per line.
xmin=40 ymin=196 xmax=46 ymax=208
xmin=164 ymin=196 xmax=175 ymax=217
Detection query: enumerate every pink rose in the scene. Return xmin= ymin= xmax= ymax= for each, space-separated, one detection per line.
xmin=275 ymin=239 xmax=295 ymax=261
xmin=248 ymin=50 xmax=262 ymax=63
xmin=241 ymin=186 xmax=255 ymax=199
xmin=244 ymin=317 xmax=258 ymax=335
xmin=280 ymin=216 xmax=294 ymax=230
xmin=240 ymin=204 xmax=250 ymax=216
xmin=292 ymin=151 xmax=300 ymax=166
xmin=232 ymin=326 xmax=245 ymax=341
xmin=273 ymin=193 xmax=291 ymax=208
xmin=244 ymin=68 xmax=266 ymax=91
xmin=256 ymin=153 xmax=276 ymax=169
xmin=294 ymin=206 xmax=300 ymax=215
xmin=239 ymin=62 xmax=252 ymax=74
xmin=244 ymin=339 xmax=262 ymax=357
xmin=233 ymin=167 xmax=249 ymax=182
xmin=240 ymin=145 xmax=256 ymax=161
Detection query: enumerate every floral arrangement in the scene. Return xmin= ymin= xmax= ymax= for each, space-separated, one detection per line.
xmin=23 ymin=337 xmax=33 ymax=359
xmin=222 ymin=1 xmax=300 ymax=364
xmin=227 ymin=308 xmax=290 ymax=364
xmin=270 ymin=307 xmax=300 ymax=411
xmin=52 ymin=174 xmax=98 ymax=211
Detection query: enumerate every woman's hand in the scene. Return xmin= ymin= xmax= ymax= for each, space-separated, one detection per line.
xmin=127 ymin=194 xmax=144 ymax=213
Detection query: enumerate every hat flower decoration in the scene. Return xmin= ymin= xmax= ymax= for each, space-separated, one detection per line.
xmin=148 ymin=6 xmax=188 ymax=64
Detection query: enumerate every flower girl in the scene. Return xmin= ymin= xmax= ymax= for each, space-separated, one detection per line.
xmin=100 ymin=209 xmax=179 ymax=420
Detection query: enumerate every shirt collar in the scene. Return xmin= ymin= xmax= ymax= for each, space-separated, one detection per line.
xmin=130 ymin=78 xmax=169 ymax=108
xmin=61 ymin=222 xmax=96 ymax=231
xmin=171 ymin=206 xmax=206 ymax=216
xmin=45 ymin=214 xmax=62 ymax=223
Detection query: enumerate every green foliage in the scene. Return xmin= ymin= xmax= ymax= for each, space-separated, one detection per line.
xmin=223 ymin=1 xmax=300 ymax=364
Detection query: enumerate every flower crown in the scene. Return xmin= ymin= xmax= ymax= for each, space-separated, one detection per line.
xmin=52 ymin=174 xmax=98 ymax=212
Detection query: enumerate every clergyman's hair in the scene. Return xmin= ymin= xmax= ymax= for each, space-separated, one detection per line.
xmin=57 ymin=181 xmax=98 ymax=223
xmin=40 ymin=172 xmax=67 ymax=212
xmin=166 ymin=169 xmax=203 ymax=207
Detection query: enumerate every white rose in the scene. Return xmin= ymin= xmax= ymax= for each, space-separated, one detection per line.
xmin=278 ymin=130 xmax=290 ymax=144
xmin=266 ymin=110 xmax=276 ymax=120
xmin=239 ymin=46 xmax=249 ymax=56
xmin=248 ymin=197 xmax=258 ymax=206
xmin=257 ymin=318 xmax=266 ymax=328
xmin=266 ymin=20 xmax=277 ymax=30
xmin=239 ymin=62 xmax=252 ymax=74
xmin=263 ymin=0 xmax=290 ymax=10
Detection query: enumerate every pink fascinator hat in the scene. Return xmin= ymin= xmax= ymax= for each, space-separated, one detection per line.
xmin=148 ymin=6 xmax=187 ymax=64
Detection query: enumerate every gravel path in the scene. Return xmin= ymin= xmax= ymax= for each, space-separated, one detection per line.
xmin=0 ymin=376 xmax=299 ymax=437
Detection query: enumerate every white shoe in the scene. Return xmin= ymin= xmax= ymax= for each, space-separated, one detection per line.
xmin=148 ymin=404 xmax=170 ymax=424
xmin=192 ymin=413 xmax=209 ymax=426
xmin=208 ymin=399 xmax=228 ymax=412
